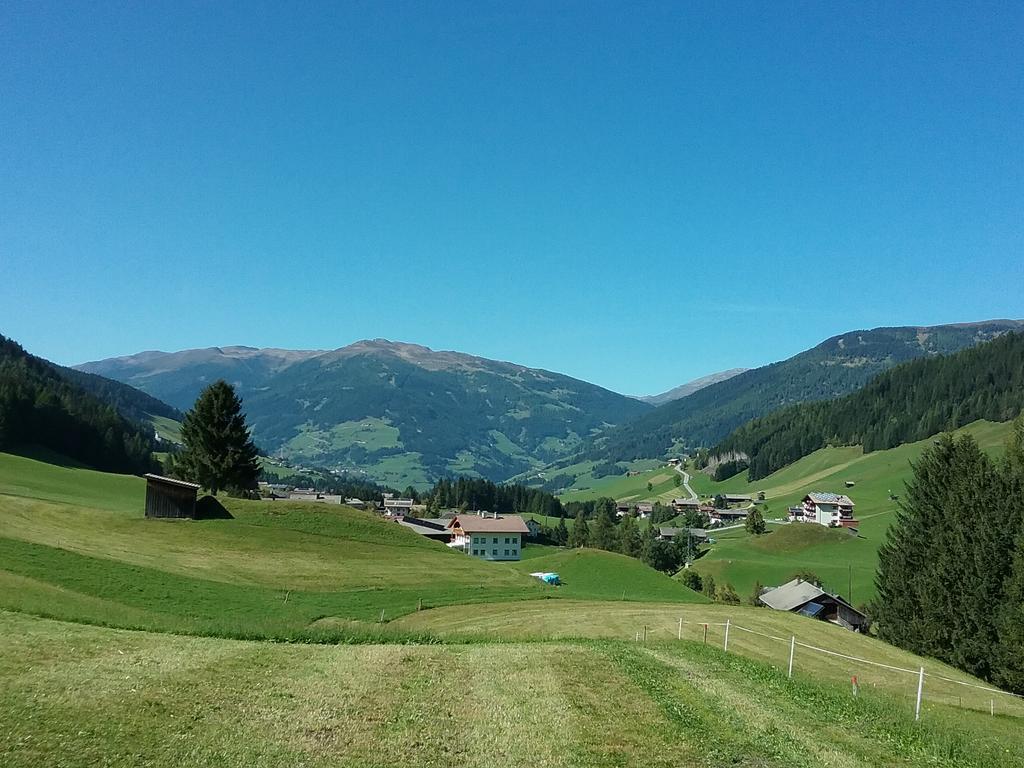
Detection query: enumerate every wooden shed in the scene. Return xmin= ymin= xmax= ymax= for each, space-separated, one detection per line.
xmin=144 ymin=474 xmax=201 ymax=519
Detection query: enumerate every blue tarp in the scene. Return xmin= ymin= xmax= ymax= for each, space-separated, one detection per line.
xmin=530 ymin=571 xmax=561 ymax=585
xmin=797 ymin=602 xmax=826 ymax=618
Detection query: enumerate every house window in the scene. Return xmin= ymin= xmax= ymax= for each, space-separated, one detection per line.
xmin=492 ymin=549 xmax=498 ymax=556
xmin=504 ymin=537 xmax=510 ymax=544
xmin=492 ymin=537 xmax=498 ymax=544
xmin=504 ymin=549 xmax=509 ymax=556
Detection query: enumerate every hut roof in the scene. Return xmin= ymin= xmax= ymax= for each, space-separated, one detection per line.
xmin=144 ymin=474 xmax=201 ymax=490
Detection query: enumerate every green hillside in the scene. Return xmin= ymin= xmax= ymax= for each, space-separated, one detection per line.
xmin=713 ymin=330 xmax=1024 ymax=479
xmin=510 ymin=548 xmax=709 ymax=603
xmin=584 ymin=321 xmax=1022 ymax=463
xmin=0 ymin=451 xmax=710 ymax=638
xmin=686 ymin=420 xmax=1013 ymax=603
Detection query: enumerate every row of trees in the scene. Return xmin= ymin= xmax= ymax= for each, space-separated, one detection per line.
xmin=0 ymin=334 xmax=158 ymax=474
xmin=425 ymin=476 xmax=564 ymax=517
xmin=524 ymin=504 xmax=702 ymax=573
xmin=874 ymin=415 xmax=1024 ymax=694
xmin=714 ymin=331 xmax=1024 ymax=480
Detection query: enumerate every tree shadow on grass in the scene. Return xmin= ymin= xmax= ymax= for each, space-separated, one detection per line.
xmin=195 ymin=495 xmax=234 ymax=520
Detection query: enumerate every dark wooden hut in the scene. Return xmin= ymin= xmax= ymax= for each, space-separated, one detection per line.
xmin=144 ymin=474 xmax=201 ymax=519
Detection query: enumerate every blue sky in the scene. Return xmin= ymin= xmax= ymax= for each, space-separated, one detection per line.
xmin=2 ymin=1 xmax=1022 ymax=395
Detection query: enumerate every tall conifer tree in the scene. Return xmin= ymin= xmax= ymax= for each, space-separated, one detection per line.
xmin=172 ymin=380 xmax=260 ymax=495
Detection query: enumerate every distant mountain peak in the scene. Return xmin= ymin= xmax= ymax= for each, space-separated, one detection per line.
xmin=637 ymin=368 xmax=749 ymax=406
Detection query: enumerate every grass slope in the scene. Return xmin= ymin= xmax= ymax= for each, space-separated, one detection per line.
xmin=0 ymin=452 xmax=704 ymax=639
xmin=395 ymin=601 xmax=1024 ymax=719
xmin=510 ymin=548 xmax=710 ymax=603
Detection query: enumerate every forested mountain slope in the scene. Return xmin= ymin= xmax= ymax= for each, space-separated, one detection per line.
xmin=0 ymin=334 xmax=158 ymax=473
xmin=713 ymin=331 xmax=1024 ymax=479
xmin=79 ymin=340 xmax=651 ymax=485
xmin=54 ymin=365 xmax=182 ymax=425
xmin=586 ymin=320 xmax=1023 ymax=462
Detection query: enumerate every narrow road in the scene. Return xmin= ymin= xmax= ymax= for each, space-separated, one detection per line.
xmin=672 ymin=464 xmax=698 ymax=501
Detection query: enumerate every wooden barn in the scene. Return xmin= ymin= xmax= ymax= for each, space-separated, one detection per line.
xmin=144 ymin=474 xmax=201 ymax=519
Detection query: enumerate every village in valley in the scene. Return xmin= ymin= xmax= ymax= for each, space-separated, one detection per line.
xmin=144 ymin=465 xmax=874 ymax=632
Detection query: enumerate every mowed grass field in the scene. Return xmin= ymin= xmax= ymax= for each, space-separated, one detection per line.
xmin=3 ymin=610 xmax=1021 ymax=768
xmin=394 ymin=600 xmax=1024 ymax=718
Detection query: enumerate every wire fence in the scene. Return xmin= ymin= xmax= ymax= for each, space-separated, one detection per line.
xmin=632 ymin=617 xmax=1024 ymax=721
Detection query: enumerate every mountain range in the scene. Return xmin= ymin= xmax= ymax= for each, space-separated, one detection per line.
xmin=76 ymin=319 xmax=1024 ymax=488
xmin=78 ymin=340 xmax=651 ymax=487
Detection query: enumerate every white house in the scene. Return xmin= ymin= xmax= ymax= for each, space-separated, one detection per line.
xmin=796 ymin=492 xmax=858 ymax=528
xmin=447 ymin=512 xmax=529 ymax=561
xmin=383 ymin=498 xmax=414 ymax=517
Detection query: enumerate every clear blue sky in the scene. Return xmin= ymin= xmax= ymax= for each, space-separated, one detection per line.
xmin=2 ymin=2 xmax=1022 ymax=395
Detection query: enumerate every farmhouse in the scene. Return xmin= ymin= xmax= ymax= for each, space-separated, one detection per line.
xmin=658 ymin=526 xmax=708 ymax=542
xmin=795 ymin=492 xmax=858 ymax=528
xmin=724 ymin=494 xmax=753 ymax=504
xmin=758 ymin=578 xmax=868 ymax=632
xmin=672 ymin=497 xmax=700 ymax=510
xmin=447 ymin=512 xmax=529 ymax=561
xmin=709 ymin=507 xmax=749 ymax=523
xmin=144 ymin=474 xmax=200 ymax=519
xmin=525 ymin=518 xmax=542 ymax=538
xmin=636 ymin=502 xmax=654 ymax=519
xmin=383 ymin=497 xmax=414 ymax=517
xmin=615 ymin=502 xmax=632 ymax=518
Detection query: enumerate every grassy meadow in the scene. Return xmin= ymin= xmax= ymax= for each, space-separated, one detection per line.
xmin=0 ymin=451 xmax=702 ymax=640
xmin=3 ymin=445 xmax=1023 ymax=767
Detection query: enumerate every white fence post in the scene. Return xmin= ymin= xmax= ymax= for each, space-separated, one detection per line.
xmin=915 ymin=667 xmax=925 ymax=721
xmin=788 ymin=636 xmax=795 ymax=678
xmin=678 ymin=617 xmax=683 ymax=641
xmin=724 ymin=619 xmax=731 ymax=652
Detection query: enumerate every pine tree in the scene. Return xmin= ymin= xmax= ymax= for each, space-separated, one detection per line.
xmin=874 ymin=434 xmax=1018 ymax=683
xmin=640 ymin=522 xmax=658 ymax=566
xmin=554 ymin=515 xmax=569 ymax=546
xmin=618 ymin=513 xmax=642 ymax=557
xmin=171 ymin=380 xmax=260 ymax=496
xmin=589 ymin=507 xmax=617 ymax=550
xmin=745 ymin=508 xmax=766 ymax=535
xmin=569 ymin=509 xmax=590 ymax=548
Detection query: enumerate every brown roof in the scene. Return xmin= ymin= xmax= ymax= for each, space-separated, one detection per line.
xmin=448 ymin=514 xmax=530 ymax=533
